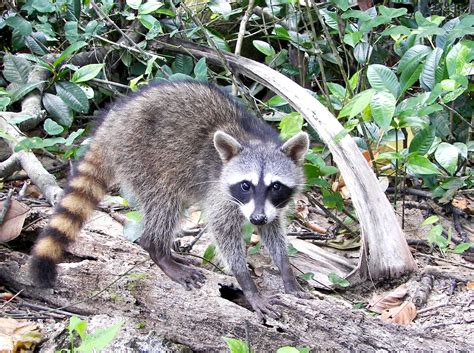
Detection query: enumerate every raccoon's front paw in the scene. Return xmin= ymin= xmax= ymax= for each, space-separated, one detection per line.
xmin=288 ymin=289 xmax=314 ymax=300
xmin=158 ymin=257 xmax=206 ymax=290
xmin=247 ymin=293 xmax=282 ymax=320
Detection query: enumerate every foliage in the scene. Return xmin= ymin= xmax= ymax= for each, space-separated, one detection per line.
xmin=58 ymin=316 xmax=122 ymax=353
xmin=0 ymin=1 xmax=471 ymax=246
xmin=223 ymin=337 xmax=309 ymax=353
xmin=421 ymin=215 xmax=472 ymax=254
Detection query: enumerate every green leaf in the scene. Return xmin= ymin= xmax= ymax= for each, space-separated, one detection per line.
xmin=409 ymin=128 xmax=435 ymax=155
xmin=406 ymin=155 xmax=441 ymax=175
xmin=126 ymin=0 xmax=142 ymax=10
xmin=420 ymin=48 xmax=443 ymax=91
xmin=446 ymin=41 xmax=474 ymax=77
xmin=381 ymin=25 xmax=411 ymax=37
xmin=2 ymin=54 xmax=31 ymax=84
xmin=242 ymin=222 xmax=254 ymax=244
xmin=367 ymin=64 xmax=400 ymax=98
xmin=168 ymin=73 xmax=193 ymax=81
xmin=7 ymin=114 xmax=32 ymax=125
xmin=422 ymin=215 xmax=439 ymax=225
xmin=71 ymin=64 xmax=104 ymax=83
xmin=138 ymin=14 xmax=157 ymax=30
xmin=194 ymin=58 xmax=208 ymax=81
xmin=328 ymin=272 xmax=350 ymax=287
xmin=202 ymin=244 xmax=216 ymax=265
xmin=208 ymin=0 xmax=232 ymax=16
xmin=452 ymin=243 xmax=473 ymax=254
xmin=427 ymin=225 xmax=448 ymax=249
xmin=339 ymin=89 xmax=375 ymax=118
xmin=370 ymin=91 xmax=396 ymax=130
xmin=9 ymin=81 xmax=45 ymax=103
xmin=43 ymin=118 xmax=64 ymax=135
xmin=252 ymin=40 xmax=276 ymax=57
xmin=436 ymin=18 xmax=460 ymax=49
xmin=276 ymin=347 xmax=300 ymax=353
xmin=434 ymin=142 xmax=458 ymax=175
xmin=172 ymin=54 xmax=193 ymax=75
xmin=42 ymin=93 xmax=73 ymax=127
xmin=0 ymin=96 xmax=11 ymax=110
xmin=14 ymin=136 xmax=66 ymax=152
xmin=32 ymin=0 xmax=55 ymax=13
xmin=327 ymin=82 xmax=346 ymax=100
xmin=248 ymin=241 xmax=261 ymax=255
xmin=55 ymin=81 xmax=89 ymax=113
xmin=279 ymin=112 xmax=303 ymax=140
xmin=206 ymin=30 xmax=231 ymax=52
xmin=343 ymin=31 xmax=362 ymax=47
xmin=5 ymin=15 xmax=32 ymax=36
xmin=400 ymin=64 xmax=423 ymax=94
xmin=53 ymin=41 xmax=87 ymax=67
xmin=398 ymin=45 xmax=432 ymax=73
xmin=138 ymin=0 xmax=162 ymax=14
xmin=76 ymin=321 xmax=123 ymax=353
xmin=65 ymin=129 xmax=85 ymax=146
xmin=331 ymin=0 xmax=349 ymax=11
xmin=301 ymin=272 xmax=315 ymax=281
xmin=68 ymin=316 xmax=87 ymax=339
xmin=222 ymin=337 xmax=249 ymax=353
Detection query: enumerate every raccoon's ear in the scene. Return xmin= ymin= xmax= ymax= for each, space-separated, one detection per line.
xmin=281 ymin=132 xmax=309 ymax=163
xmin=214 ymin=131 xmax=243 ymax=162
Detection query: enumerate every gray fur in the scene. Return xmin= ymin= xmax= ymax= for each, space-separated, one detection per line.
xmin=81 ymin=81 xmax=309 ymax=317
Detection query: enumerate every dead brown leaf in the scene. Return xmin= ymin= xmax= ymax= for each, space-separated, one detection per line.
xmin=368 ymin=284 xmax=408 ymax=313
xmin=380 ymin=301 xmax=417 ymax=325
xmin=0 ymin=318 xmax=42 ymax=352
xmin=0 ymin=199 xmax=29 ymax=242
xmin=467 ymin=282 xmax=474 ymax=290
xmin=295 ymin=193 xmax=310 ymax=220
xmin=305 ymin=221 xmax=327 ymax=234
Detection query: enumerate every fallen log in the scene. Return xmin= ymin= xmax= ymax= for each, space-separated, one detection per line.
xmin=0 ymin=212 xmax=468 ymax=351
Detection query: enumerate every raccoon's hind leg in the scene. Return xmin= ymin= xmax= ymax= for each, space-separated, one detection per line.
xmin=138 ymin=194 xmax=205 ymax=289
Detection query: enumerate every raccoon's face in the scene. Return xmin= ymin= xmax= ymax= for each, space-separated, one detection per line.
xmin=214 ymin=131 xmax=309 ymax=226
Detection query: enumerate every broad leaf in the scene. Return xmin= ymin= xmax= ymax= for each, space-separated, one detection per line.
xmin=253 ymin=40 xmax=276 ymax=57
xmin=446 ymin=41 xmax=474 ymax=77
xmin=434 ymin=142 xmax=458 ymax=175
xmin=42 ymin=93 xmax=74 ymax=127
xmin=76 ymin=322 xmax=123 ymax=353
xmin=3 ymin=54 xmax=31 ymax=84
xmin=208 ymin=0 xmax=232 ymax=16
xmin=55 ymin=81 xmax=89 ymax=113
xmin=138 ymin=0 xmax=162 ymax=14
xmin=398 ymin=45 xmax=432 ymax=73
xmin=406 ymin=155 xmax=441 ymax=175
xmin=71 ymin=64 xmax=104 ymax=83
xmin=172 ymin=54 xmax=193 ymax=75
xmin=339 ymin=89 xmax=375 ymax=118
xmin=409 ymin=128 xmax=435 ymax=155
xmin=194 ymin=58 xmax=208 ymax=81
xmin=367 ymin=64 xmax=400 ymax=97
xmin=53 ymin=41 xmax=88 ymax=67
xmin=9 ymin=81 xmax=45 ymax=103
xmin=370 ymin=92 xmax=396 ymax=130
xmin=420 ymin=48 xmax=443 ymax=91
xmin=43 ymin=118 xmax=64 ymax=135
xmin=279 ymin=112 xmax=303 ymax=140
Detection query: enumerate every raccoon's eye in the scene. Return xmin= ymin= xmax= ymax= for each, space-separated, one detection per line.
xmin=241 ymin=181 xmax=251 ymax=192
xmin=272 ymin=182 xmax=281 ymax=191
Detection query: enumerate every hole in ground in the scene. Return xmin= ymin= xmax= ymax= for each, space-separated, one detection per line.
xmin=219 ymin=283 xmax=253 ymax=312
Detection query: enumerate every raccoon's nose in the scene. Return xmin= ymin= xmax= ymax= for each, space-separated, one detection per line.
xmin=250 ymin=213 xmax=267 ymax=225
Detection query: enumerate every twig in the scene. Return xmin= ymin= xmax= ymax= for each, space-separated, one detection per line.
xmin=0 ymin=154 xmax=21 ymax=178
xmin=0 ymin=289 xmax=23 ymax=309
xmin=0 ymin=189 xmax=14 ymax=225
xmin=417 ymin=302 xmax=449 ymax=315
xmin=0 ymin=116 xmax=63 ymax=205
xmin=181 ymin=226 xmax=207 ymax=253
xmin=233 ymin=0 xmax=255 ymax=95
xmin=17 ymin=180 xmax=29 ymax=201
xmin=415 ymin=253 xmax=474 ymax=270
xmin=412 ymin=274 xmax=434 ymax=309
xmin=306 ymin=193 xmax=358 ymax=236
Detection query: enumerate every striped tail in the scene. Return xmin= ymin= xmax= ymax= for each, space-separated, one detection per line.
xmin=30 ymin=145 xmax=109 ymax=288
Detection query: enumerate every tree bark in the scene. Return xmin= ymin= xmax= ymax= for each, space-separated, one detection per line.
xmin=0 ymin=214 xmax=468 ymax=351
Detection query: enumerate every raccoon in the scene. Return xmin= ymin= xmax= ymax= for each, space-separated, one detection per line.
xmin=30 ymin=81 xmax=310 ymax=318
